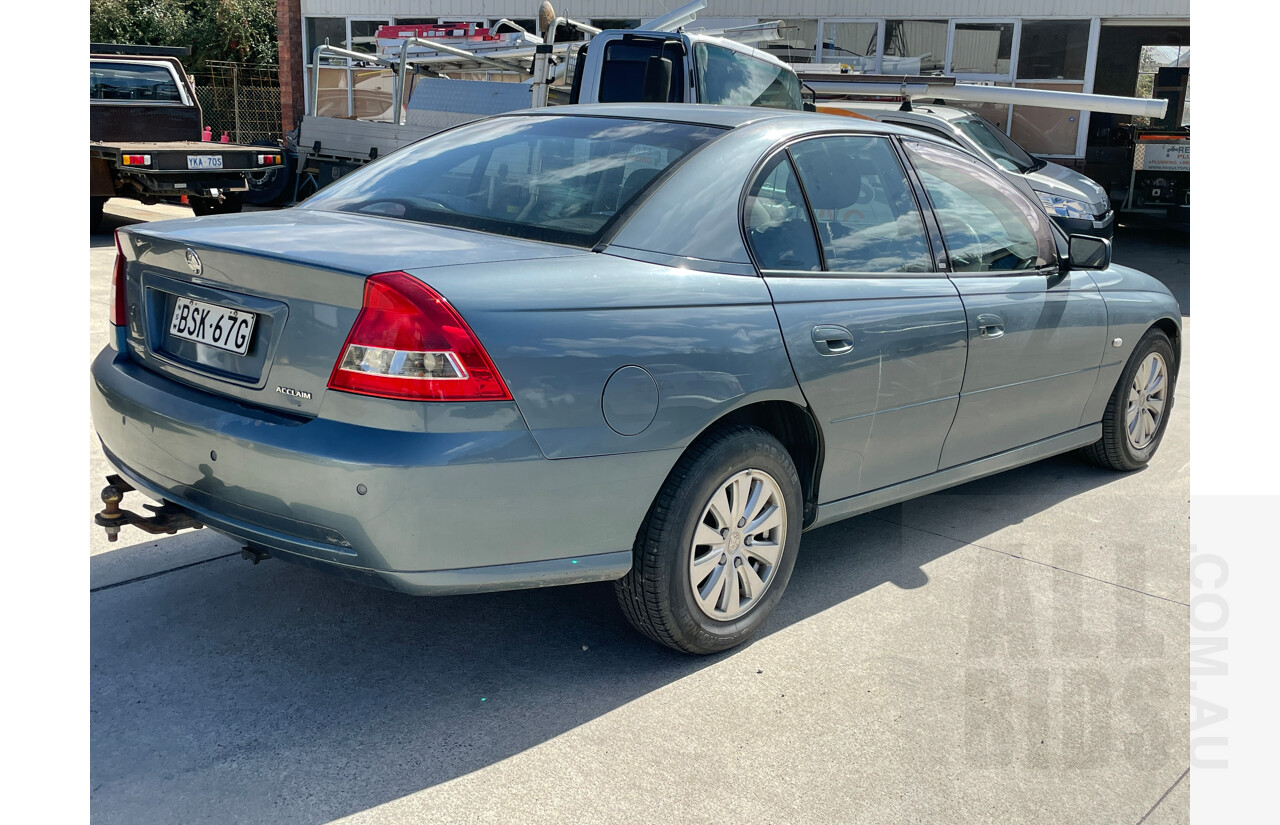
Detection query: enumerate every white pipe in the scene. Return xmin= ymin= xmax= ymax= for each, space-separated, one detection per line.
xmin=923 ymin=83 xmax=1168 ymax=118
xmin=646 ymin=0 xmax=706 ymax=32
xmin=806 ymin=79 xmax=1168 ymax=118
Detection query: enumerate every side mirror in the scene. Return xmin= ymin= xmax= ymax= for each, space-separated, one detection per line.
xmin=1067 ymin=234 xmax=1111 ymax=270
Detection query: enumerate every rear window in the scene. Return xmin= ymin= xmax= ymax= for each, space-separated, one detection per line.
xmin=91 ymin=62 xmax=183 ymax=103
xmin=302 ymin=115 xmax=724 ymax=247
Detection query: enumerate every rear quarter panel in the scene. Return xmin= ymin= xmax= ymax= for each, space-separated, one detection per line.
xmin=415 ymin=254 xmax=806 ymax=459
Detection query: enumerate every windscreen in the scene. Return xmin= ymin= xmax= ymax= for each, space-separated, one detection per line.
xmin=302 ymin=116 xmax=725 ymax=247
xmin=955 ymin=116 xmax=1040 ymax=173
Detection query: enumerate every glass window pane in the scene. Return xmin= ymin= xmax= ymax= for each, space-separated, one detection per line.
xmin=1017 ymin=20 xmax=1089 ymax=80
xmin=303 ymin=116 xmax=724 ymax=248
xmin=350 ymin=20 xmax=385 ymax=55
xmin=1010 ymin=82 xmax=1084 ymax=155
xmin=744 ymin=154 xmax=821 ymax=271
xmin=789 ymin=137 xmax=932 ymax=274
xmin=305 ymin=17 xmax=346 ymax=63
xmin=884 ymin=20 xmax=946 ymax=73
xmin=820 ymin=22 xmax=878 ymax=70
xmin=950 ymin=22 xmax=1014 ymax=75
xmin=599 ymin=37 xmax=686 ymax=103
xmin=905 ymin=141 xmax=1054 ymax=273
xmin=694 ymin=43 xmax=801 ymax=110
xmin=90 ymin=62 xmax=182 ymax=102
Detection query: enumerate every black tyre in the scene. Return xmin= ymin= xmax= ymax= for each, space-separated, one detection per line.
xmin=615 ymin=425 xmax=803 ymax=654
xmin=91 ymin=196 xmax=107 ymax=234
xmin=243 ymin=144 xmax=296 ymax=206
xmin=1082 ymin=328 xmax=1177 ymax=471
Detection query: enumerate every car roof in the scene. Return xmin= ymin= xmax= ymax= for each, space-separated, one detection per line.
xmin=500 ymin=102 xmax=927 ymax=137
xmin=830 ymin=100 xmax=973 ymax=122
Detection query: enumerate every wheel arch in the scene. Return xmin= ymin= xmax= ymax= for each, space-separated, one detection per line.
xmin=1150 ymin=316 xmax=1182 ymax=377
xmin=687 ymin=399 xmax=824 ymax=528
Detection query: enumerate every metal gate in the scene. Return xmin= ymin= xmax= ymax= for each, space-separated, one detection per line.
xmin=193 ymin=61 xmax=283 ymax=144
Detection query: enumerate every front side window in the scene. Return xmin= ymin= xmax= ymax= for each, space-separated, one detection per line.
xmin=694 ymin=43 xmax=801 ymax=110
xmin=90 ymin=62 xmax=183 ymax=103
xmin=904 ymin=140 xmax=1055 ymax=273
xmin=788 ymin=136 xmax=932 ymax=274
xmin=743 ymin=154 xmax=821 ymax=271
xmin=302 ymin=116 xmax=723 ymax=247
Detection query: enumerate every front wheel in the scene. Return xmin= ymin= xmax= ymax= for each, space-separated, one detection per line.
xmin=615 ymin=425 xmax=802 ymax=654
xmin=1082 ymin=328 xmax=1177 ymax=471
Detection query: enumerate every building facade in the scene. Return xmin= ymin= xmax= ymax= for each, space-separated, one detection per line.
xmin=276 ymin=1 xmax=1189 ymax=161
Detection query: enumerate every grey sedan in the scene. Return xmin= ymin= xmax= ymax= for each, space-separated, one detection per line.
xmin=92 ymin=104 xmax=1180 ymax=654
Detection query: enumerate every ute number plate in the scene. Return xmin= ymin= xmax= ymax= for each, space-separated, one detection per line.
xmin=169 ymin=296 xmax=255 ymax=355
xmin=187 ymin=154 xmax=223 ymax=170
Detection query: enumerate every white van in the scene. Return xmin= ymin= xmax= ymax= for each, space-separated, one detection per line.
xmin=818 ymin=100 xmax=1114 ymax=238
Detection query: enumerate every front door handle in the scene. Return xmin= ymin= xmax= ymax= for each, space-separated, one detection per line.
xmin=976 ymin=314 xmax=1005 ymax=339
xmin=812 ymin=324 xmax=854 ymax=356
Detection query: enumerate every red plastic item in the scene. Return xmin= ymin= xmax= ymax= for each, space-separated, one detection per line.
xmin=219 ymin=131 xmax=230 ymax=143
xmin=202 ymin=125 xmax=212 ymax=141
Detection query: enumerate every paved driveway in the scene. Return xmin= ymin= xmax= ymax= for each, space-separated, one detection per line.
xmin=90 ymin=200 xmax=1190 ymax=825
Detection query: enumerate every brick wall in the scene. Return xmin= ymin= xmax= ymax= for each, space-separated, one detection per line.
xmin=277 ymin=0 xmax=304 ymax=134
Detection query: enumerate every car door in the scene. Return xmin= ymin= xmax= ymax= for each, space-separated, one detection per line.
xmin=900 ymin=139 xmax=1108 ymax=467
xmin=746 ymin=134 xmax=969 ymax=502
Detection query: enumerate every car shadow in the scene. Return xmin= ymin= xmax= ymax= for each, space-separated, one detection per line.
xmin=90 ymin=449 xmax=1130 ymax=825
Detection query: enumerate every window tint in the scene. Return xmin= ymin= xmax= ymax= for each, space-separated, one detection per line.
xmin=694 ymin=43 xmax=801 ymax=110
xmin=302 ymin=116 xmax=723 ymax=248
xmin=904 ymin=140 xmax=1055 ymax=273
xmin=90 ymin=62 xmax=182 ymax=102
xmin=788 ymin=136 xmax=932 ymax=273
xmin=743 ymin=154 xmax=820 ymax=272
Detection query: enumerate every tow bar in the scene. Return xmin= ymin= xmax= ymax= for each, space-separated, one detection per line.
xmin=94 ymin=474 xmax=205 ymax=542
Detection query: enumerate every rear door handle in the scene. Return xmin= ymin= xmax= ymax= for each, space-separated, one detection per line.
xmin=976 ymin=314 xmax=1005 ymax=339
xmin=812 ymin=324 xmax=854 ymax=356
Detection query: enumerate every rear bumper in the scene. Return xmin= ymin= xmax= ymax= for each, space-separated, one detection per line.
xmin=91 ymin=348 xmax=672 ymax=594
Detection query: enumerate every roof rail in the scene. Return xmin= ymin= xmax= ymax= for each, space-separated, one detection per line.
xmin=91 ymin=43 xmax=192 ymax=57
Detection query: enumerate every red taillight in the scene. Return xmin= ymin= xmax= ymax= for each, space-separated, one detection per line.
xmin=110 ymin=231 xmax=127 ymax=326
xmin=121 ymin=154 xmax=151 ymax=166
xmin=327 ymin=271 xmax=512 ymax=401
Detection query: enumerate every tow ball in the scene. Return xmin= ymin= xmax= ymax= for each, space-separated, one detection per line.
xmin=94 ymin=474 xmax=205 ymax=542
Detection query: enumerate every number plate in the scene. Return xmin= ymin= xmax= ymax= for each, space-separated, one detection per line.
xmin=187 ymin=154 xmax=224 ymax=170
xmin=169 ymin=297 xmax=256 ymax=355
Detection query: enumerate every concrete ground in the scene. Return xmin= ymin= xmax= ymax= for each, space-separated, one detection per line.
xmin=90 ymin=199 xmax=1191 ymax=825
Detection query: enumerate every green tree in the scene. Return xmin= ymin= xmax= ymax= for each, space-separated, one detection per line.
xmin=89 ymin=0 xmax=277 ymax=69
xmin=188 ymin=0 xmax=278 ymax=69
xmin=90 ymin=0 xmax=192 ymax=52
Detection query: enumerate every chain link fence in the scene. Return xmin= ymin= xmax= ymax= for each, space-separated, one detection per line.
xmin=193 ymin=61 xmax=283 ymax=144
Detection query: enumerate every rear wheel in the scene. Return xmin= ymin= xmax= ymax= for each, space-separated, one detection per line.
xmin=1082 ymin=328 xmax=1176 ymax=471
xmin=615 ymin=425 xmax=802 ymax=654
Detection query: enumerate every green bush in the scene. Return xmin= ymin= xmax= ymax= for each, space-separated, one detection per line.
xmin=89 ymin=0 xmax=278 ymax=69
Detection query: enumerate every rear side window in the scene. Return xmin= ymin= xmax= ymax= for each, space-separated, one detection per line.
xmin=743 ymin=154 xmax=821 ymax=271
xmin=788 ymin=136 xmax=933 ymax=273
xmin=302 ymin=115 xmax=724 ymax=248
xmin=91 ymin=62 xmax=183 ymax=103
xmin=904 ymin=140 xmax=1055 ymax=272
xmin=694 ymin=43 xmax=801 ymax=110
